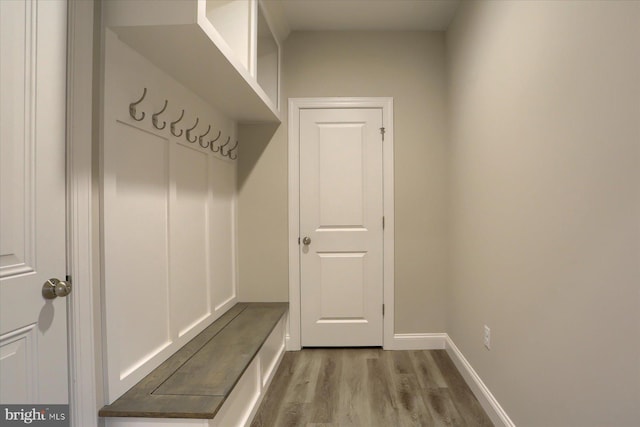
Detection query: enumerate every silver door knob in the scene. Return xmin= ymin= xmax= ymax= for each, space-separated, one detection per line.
xmin=42 ymin=278 xmax=72 ymax=299
xmin=302 ymin=236 xmax=311 ymax=245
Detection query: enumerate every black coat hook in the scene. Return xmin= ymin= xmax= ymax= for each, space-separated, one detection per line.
xmin=198 ymin=125 xmax=211 ymax=148
xmin=129 ymin=88 xmax=147 ymax=121
xmin=219 ymin=136 xmax=231 ymax=156
xmin=170 ymin=110 xmax=185 ymax=137
xmin=185 ymin=118 xmax=199 ymax=143
xmin=152 ymin=100 xmax=168 ymax=130
xmin=209 ymin=130 xmax=222 ymax=152
xmin=226 ymin=140 xmax=239 ymax=160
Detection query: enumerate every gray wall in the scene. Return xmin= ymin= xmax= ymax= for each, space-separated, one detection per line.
xmin=238 ymin=31 xmax=449 ymax=333
xmin=446 ymin=1 xmax=640 ymax=426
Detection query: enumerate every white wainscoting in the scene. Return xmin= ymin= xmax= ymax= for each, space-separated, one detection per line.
xmin=104 ymin=316 xmax=287 ymax=427
xmin=210 ymin=316 xmax=286 ymax=427
xmin=102 ymin=30 xmax=238 ymax=403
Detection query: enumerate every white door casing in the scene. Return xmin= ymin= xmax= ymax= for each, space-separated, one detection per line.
xmin=0 ymin=0 xmax=69 ymax=403
xmin=288 ymin=97 xmax=395 ymax=350
xmin=66 ymin=0 xmax=101 ymax=424
xmin=299 ymin=108 xmax=384 ymax=346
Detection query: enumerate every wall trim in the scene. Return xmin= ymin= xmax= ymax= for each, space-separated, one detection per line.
xmin=67 ymin=0 xmax=100 ymax=425
xmin=387 ymin=333 xmax=447 ymax=350
xmin=242 ymin=336 xmax=286 ymax=427
xmin=285 ymin=334 xmax=293 ymax=351
xmin=445 ymin=336 xmax=516 ymax=427
xmin=287 ymin=97 xmax=395 ymax=350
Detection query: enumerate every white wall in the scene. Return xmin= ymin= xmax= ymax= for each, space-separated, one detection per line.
xmin=238 ymin=31 xmax=449 ymax=334
xmin=101 ymin=31 xmax=238 ymax=402
xmin=446 ymin=1 xmax=640 ymax=426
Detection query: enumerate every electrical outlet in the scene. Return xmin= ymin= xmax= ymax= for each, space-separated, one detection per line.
xmin=483 ymin=325 xmax=491 ymax=350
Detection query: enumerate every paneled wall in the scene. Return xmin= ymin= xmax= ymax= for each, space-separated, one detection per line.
xmin=101 ymin=30 xmax=238 ymax=402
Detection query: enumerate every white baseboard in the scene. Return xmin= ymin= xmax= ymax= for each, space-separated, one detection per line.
xmin=285 ymin=333 xmax=301 ymax=351
xmin=444 ymin=336 xmax=516 ymax=427
xmin=287 ymin=332 xmax=446 ymax=351
xmin=285 ymin=333 xmax=293 ymax=350
xmin=386 ymin=333 xmax=448 ymax=350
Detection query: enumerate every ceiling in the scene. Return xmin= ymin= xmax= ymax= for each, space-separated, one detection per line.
xmin=265 ymin=0 xmax=460 ymax=40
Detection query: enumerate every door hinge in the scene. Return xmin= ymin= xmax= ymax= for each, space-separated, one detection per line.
xmin=383 ymin=304 xmax=385 ymax=316
xmin=382 ymin=216 xmax=385 ymax=229
xmin=298 ymin=237 xmax=300 ymax=245
xmin=380 ymin=127 xmax=386 ymax=142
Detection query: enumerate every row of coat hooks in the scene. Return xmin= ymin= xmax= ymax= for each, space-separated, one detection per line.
xmin=129 ymin=88 xmax=238 ymax=160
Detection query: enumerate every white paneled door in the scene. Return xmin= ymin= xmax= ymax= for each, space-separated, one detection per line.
xmin=300 ymin=108 xmax=384 ymax=346
xmin=0 ymin=0 xmax=69 ymax=403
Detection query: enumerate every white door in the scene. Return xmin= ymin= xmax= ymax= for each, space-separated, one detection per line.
xmin=299 ymin=108 xmax=384 ymax=347
xmin=0 ymin=0 xmax=69 ymax=404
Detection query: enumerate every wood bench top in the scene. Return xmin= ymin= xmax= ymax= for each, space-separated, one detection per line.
xmin=99 ymin=302 xmax=288 ymax=419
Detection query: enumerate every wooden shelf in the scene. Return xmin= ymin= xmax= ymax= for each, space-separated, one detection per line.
xmin=104 ymin=0 xmax=280 ymax=123
xmin=99 ymin=303 xmax=288 ymax=419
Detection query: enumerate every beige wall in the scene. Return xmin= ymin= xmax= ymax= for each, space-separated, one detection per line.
xmin=446 ymin=1 xmax=640 ymax=426
xmin=238 ymin=31 xmax=449 ymax=333
xmin=237 ymin=123 xmax=287 ymax=302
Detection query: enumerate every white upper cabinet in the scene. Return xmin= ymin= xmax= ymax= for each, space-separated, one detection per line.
xmin=206 ymin=0 xmax=254 ymax=73
xmin=104 ymin=0 xmax=280 ymax=123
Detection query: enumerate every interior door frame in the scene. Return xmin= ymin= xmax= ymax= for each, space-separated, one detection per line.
xmin=67 ymin=0 xmax=100 ymax=425
xmin=287 ymin=97 xmax=395 ymax=350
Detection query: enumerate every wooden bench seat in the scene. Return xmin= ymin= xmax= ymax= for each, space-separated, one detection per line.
xmin=99 ymin=302 xmax=288 ymax=425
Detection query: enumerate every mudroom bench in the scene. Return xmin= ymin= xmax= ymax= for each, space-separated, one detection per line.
xmin=99 ymin=303 xmax=288 ymax=427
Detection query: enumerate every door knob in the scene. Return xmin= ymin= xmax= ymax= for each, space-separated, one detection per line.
xmin=42 ymin=278 xmax=72 ymax=299
xmin=302 ymin=236 xmax=311 ymax=245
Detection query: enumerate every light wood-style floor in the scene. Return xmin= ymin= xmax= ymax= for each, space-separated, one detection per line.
xmin=251 ymin=348 xmax=494 ymax=427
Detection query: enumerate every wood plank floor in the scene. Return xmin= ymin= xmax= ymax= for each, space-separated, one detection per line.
xmin=251 ymin=349 xmax=494 ymax=427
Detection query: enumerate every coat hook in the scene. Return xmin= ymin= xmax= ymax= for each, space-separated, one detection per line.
xmin=226 ymin=140 xmax=239 ymax=160
xmin=152 ymin=100 xmax=168 ymax=130
xmin=185 ymin=118 xmax=199 ymax=143
xmin=129 ymin=87 xmax=147 ymax=121
xmin=198 ymin=125 xmax=211 ymax=148
xmin=219 ymin=136 xmax=231 ymax=156
xmin=209 ymin=130 xmax=222 ymax=152
xmin=170 ymin=110 xmax=185 ymax=137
